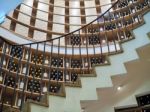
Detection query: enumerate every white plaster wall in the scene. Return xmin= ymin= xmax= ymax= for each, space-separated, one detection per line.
xmin=54 ymin=0 xmax=65 ymax=7
xmin=23 ymin=0 xmax=33 ymax=7
xmin=33 ymin=31 xmax=47 ymax=41
xmin=100 ymin=0 xmax=112 ymax=13
xmin=98 ymin=81 xmax=150 ymax=112
xmin=38 ymin=2 xmax=49 ymax=12
xmin=54 ymin=7 xmax=65 ymax=15
xmin=20 ymin=4 xmax=32 ymax=16
xmin=52 ymin=23 xmax=64 ymax=33
xmin=116 ymin=81 xmax=150 ymax=107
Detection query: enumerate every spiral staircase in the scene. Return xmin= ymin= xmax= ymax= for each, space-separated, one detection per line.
xmin=0 ymin=0 xmax=150 ymax=112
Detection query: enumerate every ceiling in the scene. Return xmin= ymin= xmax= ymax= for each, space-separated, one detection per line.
xmin=81 ymin=43 xmax=150 ymax=112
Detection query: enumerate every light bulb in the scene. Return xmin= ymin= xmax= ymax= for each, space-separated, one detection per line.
xmin=117 ymin=86 xmax=122 ymax=91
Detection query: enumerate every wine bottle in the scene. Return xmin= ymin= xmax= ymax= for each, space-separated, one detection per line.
xmin=19 ymin=81 xmax=24 ymax=89
xmin=17 ymin=98 xmax=21 ymax=106
xmin=22 ymin=67 xmax=26 ymax=74
xmin=43 ymin=86 xmax=47 ymax=92
xmin=43 ymin=72 xmax=48 ymax=78
xmin=0 ymin=76 xmax=2 ymax=83
xmin=65 ymin=74 xmax=69 ymax=81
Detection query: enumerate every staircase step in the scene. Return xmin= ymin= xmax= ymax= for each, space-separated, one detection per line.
xmin=81 ymin=43 xmax=150 ymax=112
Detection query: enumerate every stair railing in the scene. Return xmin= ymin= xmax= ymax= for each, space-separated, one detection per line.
xmin=0 ymin=0 xmax=150 ymax=111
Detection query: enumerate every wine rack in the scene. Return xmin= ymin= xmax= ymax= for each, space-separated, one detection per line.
xmin=70 ymin=35 xmax=81 ymax=45
xmin=0 ymin=0 xmax=149 ymax=111
xmin=143 ymin=0 xmax=149 ymax=6
xmin=25 ymin=95 xmax=40 ymax=102
xmin=137 ymin=94 xmax=150 ymax=106
xmin=7 ymin=60 xmax=20 ymax=72
xmin=31 ymin=53 xmax=44 ymax=64
xmin=137 ymin=4 xmax=144 ymax=10
xmin=90 ymin=56 xmax=105 ymax=66
xmin=71 ymin=72 xmax=78 ymax=82
xmin=115 ymin=92 xmax=150 ymax=112
xmin=62 ymin=0 xmax=148 ymax=46
xmin=1 ymin=91 xmax=16 ymax=106
xmin=125 ymin=31 xmax=132 ymax=39
xmin=71 ymin=59 xmax=83 ymax=68
xmin=29 ymin=66 xmax=42 ymax=78
xmin=10 ymin=46 xmax=23 ymax=59
xmin=88 ymin=28 xmax=100 ymax=33
xmin=118 ymin=0 xmax=128 ymax=8
xmin=105 ymin=23 xmax=116 ymax=30
xmin=123 ymin=18 xmax=134 ymax=26
xmin=49 ymin=84 xmax=61 ymax=93
xmin=27 ymin=80 xmax=41 ymax=93
xmin=89 ymin=35 xmax=100 ymax=45
xmin=50 ymin=69 xmax=63 ymax=81
xmin=120 ymin=10 xmax=131 ymax=17
xmin=51 ymin=57 xmax=63 ymax=67
xmin=4 ymin=75 xmax=17 ymax=88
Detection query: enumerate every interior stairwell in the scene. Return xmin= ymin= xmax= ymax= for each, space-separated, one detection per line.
xmin=28 ymin=7 xmax=150 ymax=112
xmin=81 ymin=39 xmax=150 ymax=112
xmin=0 ymin=0 xmax=150 ymax=112
xmin=81 ymin=12 xmax=150 ymax=112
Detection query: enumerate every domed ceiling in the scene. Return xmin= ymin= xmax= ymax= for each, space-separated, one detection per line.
xmin=1 ymin=0 xmax=113 ymax=42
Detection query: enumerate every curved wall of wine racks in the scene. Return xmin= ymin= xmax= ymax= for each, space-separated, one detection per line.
xmin=0 ymin=0 xmax=150 ymax=111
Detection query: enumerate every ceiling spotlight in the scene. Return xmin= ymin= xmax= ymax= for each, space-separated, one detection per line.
xmin=117 ymin=86 xmax=122 ymax=91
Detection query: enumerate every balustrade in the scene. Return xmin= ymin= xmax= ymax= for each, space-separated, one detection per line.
xmin=0 ymin=0 xmax=150 ymax=111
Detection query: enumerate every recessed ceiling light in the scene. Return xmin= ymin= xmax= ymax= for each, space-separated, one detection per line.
xmin=117 ymin=86 xmax=122 ymax=91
